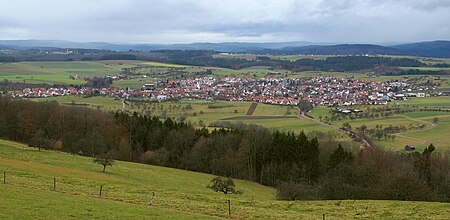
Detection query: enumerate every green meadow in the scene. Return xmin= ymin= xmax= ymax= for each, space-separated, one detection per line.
xmin=1 ymin=139 xmax=450 ymax=219
xmin=33 ymin=97 xmax=345 ymax=136
xmin=0 ymin=61 xmax=134 ymax=85
xmin=2 ymin=60 xmax=449 ymax=90
xmin=308 ymin=98 xmax=450 ymax=151
xmin=0 ymin=60 xmax=293 ymax=88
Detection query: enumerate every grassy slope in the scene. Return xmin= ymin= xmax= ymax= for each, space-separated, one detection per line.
xmin=0 ymin=184 xmax=212 ymax=220
xmin=2 ymin=139 xmax=450 ymax=219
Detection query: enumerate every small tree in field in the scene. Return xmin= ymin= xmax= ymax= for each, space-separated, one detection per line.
xmin=208 ymin=176 xmax=240 ymax=194
xmin=433 ymin=117 xmax=439 ymax=124
xmin=93 ymin=153 xmax=114 ymax=173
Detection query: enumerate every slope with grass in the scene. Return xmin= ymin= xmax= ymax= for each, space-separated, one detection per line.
xmin=1 ymin=139 xmax=450 ymax=219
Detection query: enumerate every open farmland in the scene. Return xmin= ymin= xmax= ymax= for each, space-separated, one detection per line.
xmin=33 ymin=96 xmax=124 ymax=111
xmin=0 ymin=61 xmax=138 ymax=85
xmin=1 ymin=139 xmax=450 ymax=219
xmin=1 ymin=60 xmax=287 ymax=89
xmin=30 ymin=97 xmax=351 ymax=142
xmin=308 ymin=98 xmax=450 ymax=151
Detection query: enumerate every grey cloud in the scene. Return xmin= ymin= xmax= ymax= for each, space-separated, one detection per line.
xmin=0 ymin=0 xmax=449 ymax=43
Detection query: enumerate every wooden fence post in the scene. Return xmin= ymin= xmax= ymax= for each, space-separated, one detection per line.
xmin=323 ymin=214 xmax=326 ymax=220
xmin=53 ymin=178 xmax=56 ymax=191
xmin=99 ymin=185 xmax=103 ymax=196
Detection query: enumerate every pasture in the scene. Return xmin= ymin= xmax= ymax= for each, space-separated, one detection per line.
xmin=33 ymin=96 xmax=123 ymax=111
xmin=0 ymin=61 xmax=133 ymax=85
xmin=33 ymin=97 xmax=345 ymax=135
xmin=1 ymin=139 xmax=450 ymax=219
xmin=29 ymin=95 xmax=450 ymax=151
xmin=309 ymin=99 xmax=450 ymax=151
xmin=0 ymin=60 xmax=289 ymax=89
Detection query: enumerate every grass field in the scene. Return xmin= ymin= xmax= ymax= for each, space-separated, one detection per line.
xmin=0 ymin=61 xmax=134 ymax=85
xmin=1 ymin=184 xmax=210 ymax=219
xmin=33 ymin=96 xmax=123 ymax=111
xmin=35 ymin=97 xmax=341 ymax=135
xmin=397 ymin=97 xmax=450 ymax=108
xmin=0 ymin=60 xmax=293 ymax=88
xmin=309 ymin=102 xmax=450 ymax=151
xmin=1 ymin=139 xmax=450 ymax=219
xmin=3 ymin=60 xmax=449 ymax=91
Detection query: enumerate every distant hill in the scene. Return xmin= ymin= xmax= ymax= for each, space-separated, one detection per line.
xmin=391 ymin=40 xmax=450 ymax=57
xmin=0 ymin=40 xmax=319 ymax=52
xmin=275 ymin=44 xmax=404 ymax=56
xmin=1 ymin=39 xmax=450 ymax=57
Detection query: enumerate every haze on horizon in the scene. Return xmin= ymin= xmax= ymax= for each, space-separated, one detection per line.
xmin=0 ymin=0 xmax=449 ymax=44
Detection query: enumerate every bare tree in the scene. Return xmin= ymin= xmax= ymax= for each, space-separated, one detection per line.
xmin=93 ymin=153 xmax=115 ymax=173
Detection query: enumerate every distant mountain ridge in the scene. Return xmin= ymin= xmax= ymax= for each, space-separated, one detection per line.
xmin=263 ymin=44 xmax=404 ymax=56
xmin=1 ymin=39 xmax=450 ymax=57
xmin=391 ymin=41 xmax=450 ymax=57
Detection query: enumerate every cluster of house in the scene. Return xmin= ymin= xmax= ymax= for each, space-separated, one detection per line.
xmin=11 ymin=76 xmax=433 ymax=107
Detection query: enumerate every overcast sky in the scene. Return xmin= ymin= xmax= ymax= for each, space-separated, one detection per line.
xmin=0 ymin=0 xmax=449 ymax=44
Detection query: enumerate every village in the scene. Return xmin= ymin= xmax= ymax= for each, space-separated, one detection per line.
xmin=11 ymin=76 xmax=436 ymax=107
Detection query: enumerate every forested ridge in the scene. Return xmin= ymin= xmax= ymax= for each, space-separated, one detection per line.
xmin=4 ymin=49 xmax=448 ymax=73
xmin=144 ymin=51 xmax=431 ymax=72
xmin=1 ymin=96 xmax=449 ymax=202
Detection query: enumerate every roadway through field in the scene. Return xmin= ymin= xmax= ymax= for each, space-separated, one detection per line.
xmin=246 ymin=103 xmax=258 ymax=115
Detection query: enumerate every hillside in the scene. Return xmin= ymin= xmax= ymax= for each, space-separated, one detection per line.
xmin=392 ymin=41 xmax=450 ymax=57
xmin=2 ymin=40 xmax=450 ymax=57
xmin=282 ymin=44 xmax=403 ymax=56
xmin=1 ymin=139 xmax=450 ymax=219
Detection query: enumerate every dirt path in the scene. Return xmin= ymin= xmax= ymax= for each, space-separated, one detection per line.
xmin=395 ymin=133 xmax=429 ymax=144
xmin=397 ymin=115 xmax=435 ymax=128
xmin=393 ymin=115 xmax=436 ymax=145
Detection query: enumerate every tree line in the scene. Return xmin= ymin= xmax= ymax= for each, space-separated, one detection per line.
xmin=3 ymin=49 xmax=443 ymax=73
xmin=0 ymin=56 xmax=17 ymax=62
xmin=0 ymin=96 xmax=321 ymax=185
xmin=0 ymin=96 xmax=449 ymax=202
